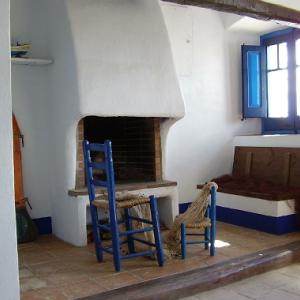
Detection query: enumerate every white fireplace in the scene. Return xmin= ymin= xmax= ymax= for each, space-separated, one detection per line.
xmin=40 ymin=0 xmax=186 ymax=246
xmin=68 ymin=116 xmax=182 ymax=246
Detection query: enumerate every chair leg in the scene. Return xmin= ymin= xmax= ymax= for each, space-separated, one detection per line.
xmin=204 ymin=227 xmax=209 ymax=250
xmin=90 ymin=206 xmax=103 ymax=262
xmin=181 ymin=223 xmax=186 ymax=259
xmin=149 ymin=195 xmax=164 ymax=267
xmin=109 ymin=207 xmax=121 ymax=272
xmin=124 ymin=208 xmax=135 ymax=254
xmin=210 ymin=224 xmax=215 ymax=256
xmin=210 ymin=187 xmax=216 ymax=256
xmin=204 ymin=207 xmax=209 ymax=250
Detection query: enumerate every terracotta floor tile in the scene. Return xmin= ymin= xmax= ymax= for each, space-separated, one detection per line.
xmin=130 ymin=258 xmax=207 ymax=281
xmin=27 ymin=260 xmax=71 ymax=276
xmin=90 ymin=271 xmax=141 ymax=289
xmin=18 ymin=223 xmax=300 ymax=299
xmin=22 ymin=287 xmax=68 ymax=300
xmin=49 ymin=248 xmax=95 ymax=261
xmin=218 ymin=246 xmax=253 ymax=258
xmin=168 ymin=259 xmax=208 ymax=273
xmin=121 ymin=256 xmax=162 ymax=271
xmin=131 ymin=265 xmax=174 ymax=281
xmin=40 ymin=271 xmax=91 ymax=287
xmin=74 ymin=259 xmax=117 ymax=277
xmin=18 ymin=242 xmax=38 ymax=251
xmin=20 ymin=277 xmax=47 ymax=292
xmin=19 ymin=251 xmax=58 ymax=266
xmin=58 ymin=279 xmax=107 ymax=299
xmin=204 ymin=253 xmax=229 ymax=266
xmin=19 ymin=268 xmax=34 ymax=279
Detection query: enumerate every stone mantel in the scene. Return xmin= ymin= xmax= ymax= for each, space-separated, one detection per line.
xmin=68 ymin=180 xmax=177 ymax=197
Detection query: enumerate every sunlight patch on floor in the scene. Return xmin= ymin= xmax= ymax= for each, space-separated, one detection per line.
xmin=215 ymin=239 xmax=231 ymax=248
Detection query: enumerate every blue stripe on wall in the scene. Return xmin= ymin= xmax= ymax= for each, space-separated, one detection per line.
xmin=33 ymin=217 xmax=52 ymax=235
xmin=179 ymin=203 xmax=190 ymax=214
xmin=179 ymin=203 xmax=299 ymax=235
xmin=216 ymin=206 xmax=299 ymax=235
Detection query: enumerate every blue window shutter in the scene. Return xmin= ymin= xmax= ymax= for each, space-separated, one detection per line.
xmin=242 ymin=45 xmax=267 ymax=118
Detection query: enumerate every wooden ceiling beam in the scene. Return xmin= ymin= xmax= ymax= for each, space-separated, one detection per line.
xmin=161 ymin=0 xmax=300 ymax=28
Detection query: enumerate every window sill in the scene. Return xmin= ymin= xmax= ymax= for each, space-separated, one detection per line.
xmin=233 ymin=134 xmax=300 ymax=148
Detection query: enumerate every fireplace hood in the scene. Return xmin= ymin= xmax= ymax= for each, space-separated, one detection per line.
xmin=48 ymin=0 xmax=185 ymax=120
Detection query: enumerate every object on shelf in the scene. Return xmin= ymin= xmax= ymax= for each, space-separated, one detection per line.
xmin=11 ymin=42 xmax=31 ymax=57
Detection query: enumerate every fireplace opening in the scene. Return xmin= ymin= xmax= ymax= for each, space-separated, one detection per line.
xmin=76 ymin=117 xmax=162 ymax=188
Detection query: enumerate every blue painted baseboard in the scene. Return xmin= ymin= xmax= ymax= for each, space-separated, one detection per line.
xmin=179 ymin=202 xmax=190 ymax=214
xmin=33 ymin=217 xmax=52 ymax=235
xmin=179 ymin=203 xmax=299 ymax=235
xmin=217 ymin=206 xmax=299 ymax=235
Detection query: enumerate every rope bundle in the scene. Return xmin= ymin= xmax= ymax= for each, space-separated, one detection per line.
xmin=164 ymin=182 xmax=218 ymax=256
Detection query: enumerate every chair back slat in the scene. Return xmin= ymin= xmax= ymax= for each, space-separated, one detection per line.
xmin=83 ymin=139 xmax=116 ymax=205
xmin=93 ymin=179 xmax=108 ymax=188
xmin=89 ymin=162 xmax=106 ymax=170
xmin=88 ymin=143 xmax=106 ymax=152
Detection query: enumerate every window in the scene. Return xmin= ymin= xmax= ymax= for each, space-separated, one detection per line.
xmin=267 ymin=42 xmax=288 ymax=118
xmin=242 ymin=29 xmax=300 ymax=134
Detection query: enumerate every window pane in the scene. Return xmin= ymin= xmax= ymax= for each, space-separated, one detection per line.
xmin=279 ymin=42 xmax=288 ymax=69
xmin=297 ymin=67 xmax=300 ymax=116
xmin=296 ymin=39 xmax=300 ymax=66
xmin=268 ymin=70 xmax=288 ymax=118
xmin=267 ymin=44 xmax=278 ymax=70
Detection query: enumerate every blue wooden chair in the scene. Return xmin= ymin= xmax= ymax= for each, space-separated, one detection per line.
xmin=83 ymin=140 xmax=164 ymax=272
xmin=180 ymin=186 xmax=217 ymax=259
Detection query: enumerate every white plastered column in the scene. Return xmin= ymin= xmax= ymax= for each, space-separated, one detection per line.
xmin=0 ymin=0 xmax=20 ymax=298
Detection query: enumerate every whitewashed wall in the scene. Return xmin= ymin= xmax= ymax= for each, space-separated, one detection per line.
xmin=0 ymin=0 xmax=20 ymax=298
xmin=11 ymin=0 xmax=52 ymax=219
xmin=11 ymin=0 xmax=286 ymax=247
xmin=10 ymin=0 xmax=184 ymax=234
xmin=161 ymin=3 xmax=261 ymax=203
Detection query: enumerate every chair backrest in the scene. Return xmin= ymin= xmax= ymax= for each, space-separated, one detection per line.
xmin=82 ymin=140 xmax=116 ymax=206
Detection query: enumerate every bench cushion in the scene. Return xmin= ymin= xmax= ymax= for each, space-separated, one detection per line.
xmin=211 ymin=175 xmax=298 ymax=201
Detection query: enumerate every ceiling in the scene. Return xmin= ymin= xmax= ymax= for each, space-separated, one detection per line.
xmin=221 ymin=0 xmax=300 ymax=35
xmin=224 ymin=14 xmax=287 ymax=34
xmin=262 ymin=0 xmax=300 ymax=11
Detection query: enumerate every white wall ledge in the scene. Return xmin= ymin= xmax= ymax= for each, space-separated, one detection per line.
xmin=218 ymin=192 xmax=295 ymax=217
xmin=233 ymin=134 xmax=300 ymax=148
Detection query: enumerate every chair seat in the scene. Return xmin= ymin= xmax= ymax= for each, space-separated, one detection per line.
xmin=93 ymin=194 xmax=149 ymax=209
xmin=185 ymin=218 xmax=211 ymax=229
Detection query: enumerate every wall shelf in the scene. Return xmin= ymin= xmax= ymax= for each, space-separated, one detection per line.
xmin=11 ymin=57 xmax=53 ymax=66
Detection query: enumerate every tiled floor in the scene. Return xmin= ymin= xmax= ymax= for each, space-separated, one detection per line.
xmin=19 ymin=222 xmax=300 ymax=300
xmin=181 ymin=263 xmax=300 ymax=300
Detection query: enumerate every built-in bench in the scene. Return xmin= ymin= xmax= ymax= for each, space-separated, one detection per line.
xmin=199 ymin=146 xmax=300 ymax=234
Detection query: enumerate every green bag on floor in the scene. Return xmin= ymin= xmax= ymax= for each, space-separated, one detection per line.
xmin=16 ymin=207 xmax=38 ymax=243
